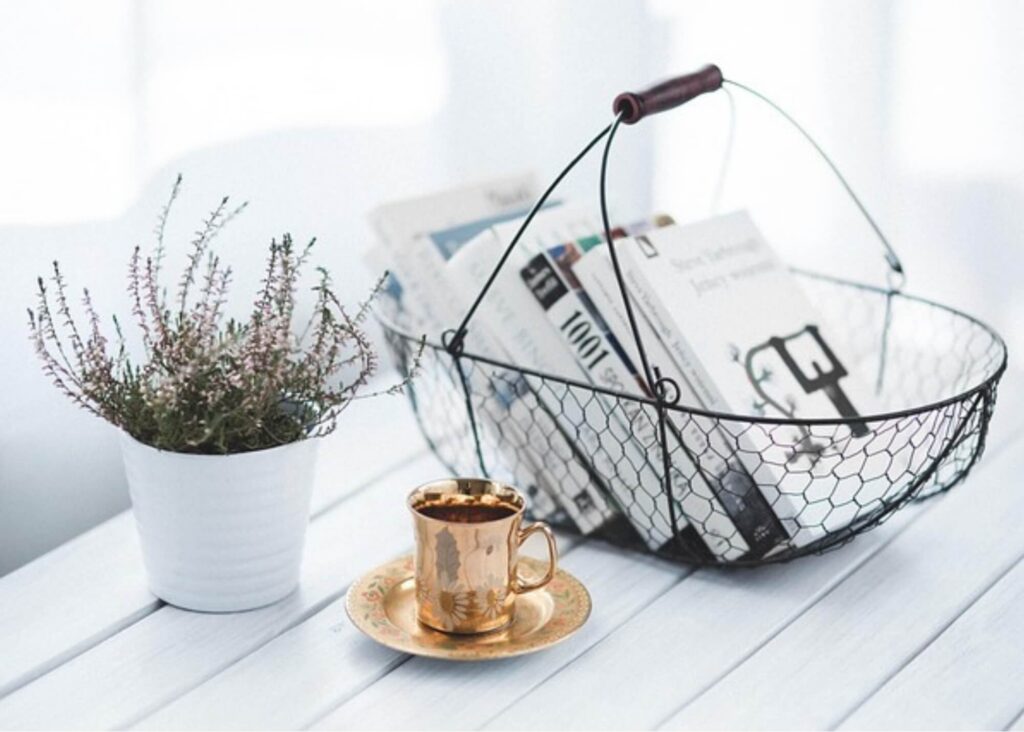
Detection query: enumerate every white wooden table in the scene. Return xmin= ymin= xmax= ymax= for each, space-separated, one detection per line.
xmin=2 ymin=373 xmax=1023 ymax=731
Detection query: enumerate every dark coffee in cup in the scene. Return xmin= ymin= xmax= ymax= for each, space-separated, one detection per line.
xmin=415 ymin=503 xmax=517 ymax=523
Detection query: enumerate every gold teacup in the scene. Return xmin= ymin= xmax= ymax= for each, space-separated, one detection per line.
xmin=408 ymin=478 xmax=558 ymax=634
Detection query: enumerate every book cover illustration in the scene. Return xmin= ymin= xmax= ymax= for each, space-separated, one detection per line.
xmin=617 ymin=212 xmax=893 ymax=543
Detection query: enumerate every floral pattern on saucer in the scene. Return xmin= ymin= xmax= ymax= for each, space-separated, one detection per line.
xmin=346 ymin=555 xmax=591 ymax=661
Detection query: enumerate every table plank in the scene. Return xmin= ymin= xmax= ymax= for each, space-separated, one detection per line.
xmin=0 ymin=393 xmax=422 ymax=701
xmin=1 ymin=376 xmax=1016 ymax=730
xmin=658 ymin=421 xmax=1024 ymax=730
xmin=136 ymin=532 xmax=584 ymax=731
xmin=485 ymin=508 xmax=918 ymax=731
xmin=143 ymin=372 xmax=1023 ymax=732
xmin=0 ymin=450 xmax=445 ymax=730
xmin=466 ymin=375 xmax=1024 ymax=730
xmin=0 ymin=513 xmax=152 ymax=698
xmin=837 ymin=553 xmax=1024 ymax=730
xmin=474 ymin=375 xmax=1021 ymax=730
xmin=310 ymin=544 xmax=689 ymax=731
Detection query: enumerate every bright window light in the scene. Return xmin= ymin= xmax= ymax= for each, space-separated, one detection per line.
xmin=0 ymin=0 xmax=447 ymax=225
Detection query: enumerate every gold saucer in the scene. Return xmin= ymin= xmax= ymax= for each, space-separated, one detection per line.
xmin=346 ymin=554 xmax=591 ymax=661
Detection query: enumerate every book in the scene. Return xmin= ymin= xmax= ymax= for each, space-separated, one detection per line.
xmin=572 ymin=245 xmax=790 ymax=556
xmin=417 ymin=202 xmax=619 ymax=532
xmin=452 ymin=206 xmax=736 ymax=557
xmin=368 ymin=177 xmax=583 ymax=527
xmin=612 ymin=211 xmax=883 ymax=546
xmin=444 ymin=205 xmax=629 ymax=540
xmin=522 ymin=247 xmax=750 ymax=559
xmin=372 ymin=174 xmax=897 ymax=552
xmin=546 ymin=219 xmax=789 ymax=557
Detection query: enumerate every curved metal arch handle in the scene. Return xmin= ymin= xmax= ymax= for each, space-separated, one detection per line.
xmin=447 ymin=65 xmax=905 ymax=380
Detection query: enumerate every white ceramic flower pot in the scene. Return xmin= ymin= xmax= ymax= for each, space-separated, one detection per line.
xmin=120 ymin=433 xmax=319 ymax=612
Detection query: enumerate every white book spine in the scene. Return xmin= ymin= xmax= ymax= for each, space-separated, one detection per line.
xmin=616 ymin=237 xmax=828 ymax=549
xmin=462 ymin=323 xmax=605 ymax=530
xmin=468 ymin=377 xmax=566 ymax=524
xmin=447 ymin=237 xmax=621 ymax=534
xmin=375 ymin=263 xmax=565 ymax=524
xmin=576 ymin=247 xmax=791 ymax=556
xmin=523 ymin=251 xmax=749 ymax=558
xmin=495 ymin=376 xmax=613 ymax=529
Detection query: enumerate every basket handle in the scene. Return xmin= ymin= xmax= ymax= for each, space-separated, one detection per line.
xmin=613 ymin=65 xmax=723 ymax=124
xmin=447 ymin=65 xmax=905 ymax=397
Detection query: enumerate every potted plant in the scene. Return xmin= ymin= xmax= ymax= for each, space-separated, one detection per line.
xmin=28 ymin=176 xmax=419 ymax=612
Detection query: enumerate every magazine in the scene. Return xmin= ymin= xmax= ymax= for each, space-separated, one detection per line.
xmin=368 ymin=172 xmax=539 ymax=338
xmin=369 ymin=176 xmax=588 ymax=527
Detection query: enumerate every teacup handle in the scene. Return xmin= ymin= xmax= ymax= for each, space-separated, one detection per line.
xmin=514 ymin=522 xmax=558 ymax=593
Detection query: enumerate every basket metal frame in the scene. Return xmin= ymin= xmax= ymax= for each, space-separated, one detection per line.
xmin=380 ymin=66 xmax=1008 ymax=566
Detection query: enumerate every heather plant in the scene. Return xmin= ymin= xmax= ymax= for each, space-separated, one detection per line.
xmin=28 ymin=176 xmax=420 ymax=454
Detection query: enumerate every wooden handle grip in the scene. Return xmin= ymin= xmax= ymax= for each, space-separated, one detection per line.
xmin=613 ymin=64 xmax=723 ymax=124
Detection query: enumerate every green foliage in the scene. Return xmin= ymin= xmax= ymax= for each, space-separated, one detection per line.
xmin=28 ymin=176 xmax=420 ymax=454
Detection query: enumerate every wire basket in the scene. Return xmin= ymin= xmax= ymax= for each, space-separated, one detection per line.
xmin=380 ymin=65 xmax=1008 ymax=566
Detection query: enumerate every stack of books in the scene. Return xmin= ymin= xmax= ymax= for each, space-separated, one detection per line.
xmin=370 ymin=174 xmax=912 ymax=561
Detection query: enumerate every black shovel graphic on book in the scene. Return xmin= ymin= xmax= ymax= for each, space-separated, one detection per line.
xmin=768 ymin=325 xmax=869 ymax=437
xmin=746 ymin=325 xmax=869 ymax=437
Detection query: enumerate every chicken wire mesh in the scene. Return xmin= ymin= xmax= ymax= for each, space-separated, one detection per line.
xmin=381 ymin=271 xmax=1005 ymax=566
xmin=376 ymin=66 xmax=1007 ymax=566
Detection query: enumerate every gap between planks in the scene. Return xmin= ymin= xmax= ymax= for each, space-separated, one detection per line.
xmin=0 ymin=450 xmax=445 ymax=730
xmin=137 ymin=532 xmax=588 ymax=730
xmin=0 ymin=444 xmax=427 ymax=703
xmin=834 ymin=548 xmax=1024 ymax=730
xmin=0 ymin=397 xmax=429 ymax=704
xmin=831 ymin=549 xmax=1024 ymax=729
xmin=330 ymin=374 xmax=1024 ymax=732
xmin=288 ymin=536 xmax=618 ymax=728
xmin=648 ymin=426 xmax=1024 ymax=728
